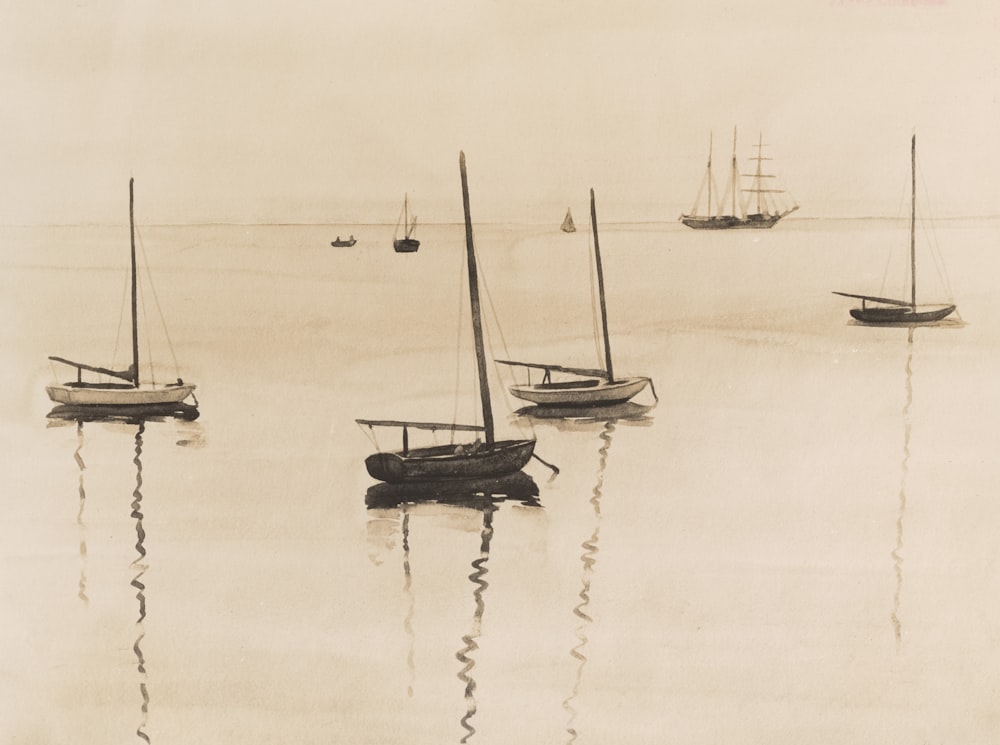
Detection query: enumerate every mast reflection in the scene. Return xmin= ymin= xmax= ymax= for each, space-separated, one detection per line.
xmin=513 ymin=401 xmax=654 ymax=431
xmin=892 ymin=328 xmax=914 ymax=648
xmin=130 ymin=422 xmax=150 ymax=743
xmin=365 ymin=473 xmax=542 ymax=743
xmin=559 ymin=415 xmax=626 ymax=744
xmin=53 ymin=415 xmax=198 ymax=743
xmin=75 ymin=421 xmax=89 ymax=606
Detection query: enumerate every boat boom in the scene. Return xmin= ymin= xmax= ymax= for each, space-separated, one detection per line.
xmin=49 ymin=356 xmax=137 ymax=383
xmin=831 ymin=292 xmax=913 ymax=308
xmin=494 ymin=359 xmax=609 ymax=379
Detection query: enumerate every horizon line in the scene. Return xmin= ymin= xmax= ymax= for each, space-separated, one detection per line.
xmin=3 ymin=214 xmax=999 ymax=229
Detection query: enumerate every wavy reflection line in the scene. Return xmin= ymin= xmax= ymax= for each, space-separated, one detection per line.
xmin=75 ymin=421 xmax=89 ymax=606
xmin=129 ymin=422 xmax=151 ymax=743
xmin=891 ymin=329 xmax=913 ymax=648
xmin=563 ymin=420 xmax=613 ymax=743
xmin=456 ymin=507 xmax=495 ymax=744
xmin=402 ymin=511 xmax=416 ymax=698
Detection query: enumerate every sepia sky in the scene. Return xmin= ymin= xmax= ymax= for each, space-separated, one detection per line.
xmin=1 ymin=0 xmax=997 ymax=225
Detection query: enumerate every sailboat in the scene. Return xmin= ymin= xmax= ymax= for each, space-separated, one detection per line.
xmin=46 ymin=179 xmax=198 ymax=416
xmin=680 ymin=129 xmax=798 ymax=230
xmin=356 ymin=153 xmax=535 ymax=484
xmin=497 ymin=189 xmax=654 ymax=408
xmin=834 ymin=135 xmax=956 ymax=325
xmin=561 ymin=208 xmax=576 ymax=233
xmin=393 ymin=193 xmax=420 ymax=253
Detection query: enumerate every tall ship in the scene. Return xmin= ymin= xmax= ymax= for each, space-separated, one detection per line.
xmin=680 ymin=128 xmax=798 ymax=230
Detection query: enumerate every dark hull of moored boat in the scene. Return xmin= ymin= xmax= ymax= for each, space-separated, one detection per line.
xmin=364 ymin=470 xmax=540 ymax=508
xmin=850 ymin=304 xmax=956 ymax=325
xmin=393 ymin=238 xmax=420 ymax=253
xmin=364 ymin=439 xmax=535 ymax=483
xmin=330 ymin=239 xmax=357 ymax=247
xmin=681 ymin=213 xmax=783 ymax=230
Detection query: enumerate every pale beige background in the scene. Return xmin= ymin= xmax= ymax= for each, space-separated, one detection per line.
xmin=2 ymin=1 xmax=999 ymax=743
xmin=1 ymin=0 xmax=997 ymax=227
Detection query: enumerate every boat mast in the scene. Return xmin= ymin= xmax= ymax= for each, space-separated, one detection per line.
xmin=590 ymin=189 xmax=614 ymax=383
xmin=459 ymin=152 xmax=494 ymax=446
xmin=129 ymin=177 xmax=139 ymax=388
xmin=403 ymin=194 xmax=409 ymax=238
xmin=910 ymin=134 xmax=916 ymax=309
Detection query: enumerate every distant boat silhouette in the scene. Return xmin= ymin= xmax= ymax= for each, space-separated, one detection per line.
xmin=561 ymin=208 xmax=576 ymax=233
xmin=356 ymin=153 xmax=535 ymax=483
xmin=46 ymin=178 xmax=198 ymax=418
xmin=330 ymin=235 xmax=357 ymax=247
xmin=834 ymin=134 xmax=956 ymax=325
xmin=498 ymin=189 xmax=655 ymax=408
xmin=680 ymin=128 xmax=798 ymax=230
xmin=393 ymin=193 xmax=420 ymax=253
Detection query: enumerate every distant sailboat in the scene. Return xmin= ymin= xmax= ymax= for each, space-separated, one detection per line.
xmin=46 ymin=179 xmax=198 ymax=418
xmin=393 ymin=193 xmax=420 ymax=253
xmin=681 ymin=128 xmax=798 ymax=230
xmin=834 ymin=134 xmax=956 ymax=325
xmin=330 ymin=235 xmax=357 ymax=247
xmin=357 ymin=153 xmax=535 ymax=483
xmin=497 ymin=189 xmax=655 ymax=408
xmin=561 ymin=208 xmax=576 ymax=233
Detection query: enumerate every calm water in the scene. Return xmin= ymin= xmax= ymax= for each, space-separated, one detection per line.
xmin=2 ymin=217 xmax=999 ymax=743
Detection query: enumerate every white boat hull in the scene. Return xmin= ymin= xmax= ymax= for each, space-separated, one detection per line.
xmin=509 ymin=376 xmax=650 ymax=407
xmin=46 ymin=383 xmax=196 ymax=406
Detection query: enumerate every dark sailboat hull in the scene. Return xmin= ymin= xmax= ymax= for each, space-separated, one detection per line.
xmin=849 ymin=304 xmax=956 ymax=325
xmin=364 ymin=439 xmax=535 ymax=483
xmin=681 ymin=213 xmax=783 ymax=230
xmin=393 ymin=238 xmax=420 ymax=253
xmin=330 ymin=239 xmax=357 ymax=247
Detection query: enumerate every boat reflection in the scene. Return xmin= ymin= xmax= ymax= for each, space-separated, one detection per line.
xmin=54 ymin=416 xmax=196 ymax=742
xmin=365 ymin=473 xmax=543 ymax=743
xmin=130 ymin=422 xmax=151 ymax=743
xmin=891 ymin=328 xmax=914 ymax=647
xmin=365 ymin=471 xmax=540 ymax=510
xmin=562 ymin=417 xmax=617 ymax=743
xmin=513 ymin=401 xmax=654 ymax=431
xmin=48 ymin=401 xmax=199 ymax=423
xmin=73 ymin=421 xmax=89 ymax=606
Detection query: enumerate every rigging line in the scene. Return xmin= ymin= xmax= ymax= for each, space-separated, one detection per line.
xmin=452 ymin=242 xmax=468 ymax=442
xmin=140 ymin=275 xmax=155 ymax=385
xmin=392 ymin=201 xmax=405 ymax=241
xmin=477 ymin=257 xmax=519 ymax=425
xmin=475 ymin=247 xmax=533 ymax=435
xmin=709 ymin=173 xmax=722 ymax=216
xmin=878 ymin=184 xmax=909 ymax=298
xmin=488 ymin=320 xmax=526 ymax=428
xmin=137 ymin=227 xmax=182 ymax=377
xmin=916 ymin=164 xmax=957 ymax=300
xmin=112 ymin=262 xmax=131 ymax=383
xmin=882 ymin=160 xmax=912 ymax=296
xmin=475 ymin=247 xmax=511 ymax=357
xmin=689 ymin=170 xmax=706 ymax=216
xmin=357 ymin=422 xmax=381 ymax=451
xmin=587 ymin=230 xmax=602 ymax=370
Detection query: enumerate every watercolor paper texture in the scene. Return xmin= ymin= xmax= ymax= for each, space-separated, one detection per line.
xmin=2 ymin=1 xmax=999 ymax=743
